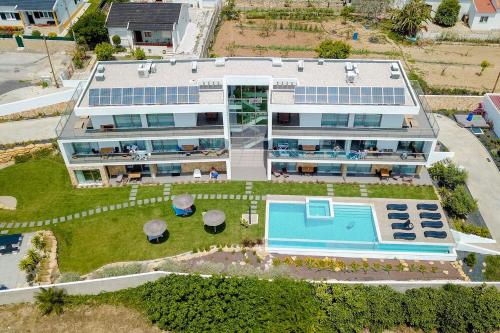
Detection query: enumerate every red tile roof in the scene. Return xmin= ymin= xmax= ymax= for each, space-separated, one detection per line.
xmin=489 ymin=94 xmax=500 ymax=112
xmin=474 ymin=0 xmax=497 ymax=13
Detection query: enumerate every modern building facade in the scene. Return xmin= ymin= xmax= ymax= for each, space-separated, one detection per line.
xmin=483 ymin=93 xmax=500 ymax=137
xmin=57 ymin=57 xmax=446 ymax=186
xmin=0 ymin=0 xmax=84 ymax=34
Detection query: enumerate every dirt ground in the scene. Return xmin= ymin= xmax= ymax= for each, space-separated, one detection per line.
xmin=0 ymin=303 xmax=161 ymax=333
xmin=212 ymin=15 xmax=500 ymax=92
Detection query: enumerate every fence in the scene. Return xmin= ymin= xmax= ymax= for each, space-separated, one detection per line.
xmin=421 ymin=31 xmax=500 ymax=43
xmin=0 ymin=271 xmax=499 ymax=305
xmin=55 ymin=81 xmax=85 ymax=137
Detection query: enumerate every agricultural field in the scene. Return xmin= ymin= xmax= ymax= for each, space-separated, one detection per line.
xmin=212 ymin=3 xmax=500 ymax=93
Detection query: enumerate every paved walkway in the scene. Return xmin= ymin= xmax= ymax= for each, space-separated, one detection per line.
xmin=436 ymin=114 xmax=500 ymax=249
xmin=0 ymin=116 xmax=61 ymax=144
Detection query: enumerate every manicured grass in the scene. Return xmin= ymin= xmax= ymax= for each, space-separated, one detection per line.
xmin=484 ymin=255 xmax=500 ymax=281
xmin=171 ymin=181 xmax=246 ymax=195
xmin=54 ymin=200 xmax=264 ymax=274
xmin=332 ymin=183 xmax=361 ymax=197
xmin=136 ymin=185 xmax=164 ymax=200
xmin=0 ymin=156 xmax=130 ymax=222
xmin=253 ymin=182 xmax=327 ymax=196
xmin=366 ymin=184 xmax=438 ymax=200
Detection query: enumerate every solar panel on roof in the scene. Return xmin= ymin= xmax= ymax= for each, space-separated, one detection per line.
xmin=111 ymin=88 xmax=122 ymax=105
xmin=99 ymin=88 xmax=111 ymax=105
xmin=122 ymin=88 xmax=133 ymax=105
xmin=156 ymin=87 xmax=166 ymax=104
xmin=89 ymin=89 xmax=100 ymax=106
xmin=293 ymin=86 xmax=406 ymax=105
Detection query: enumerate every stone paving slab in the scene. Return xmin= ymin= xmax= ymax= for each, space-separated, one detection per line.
xmin=0 ymin=223 xmax=4 ymax=228
xmin=81 ymin=211 xmax=87 ymax=217
xmin=34 ymin=222 xmax=40 ymax=227
xmin=60 ymin=216 xmax=66 ymax=222
xmin=102 ymin=207 xmax=108 ymax=212
xmin=66 ymin=215 xmax=73 ymax=221
xmin=229 ymin=194 xmax=235 ymax=199
xmin=21 ymin=222 xmax=27 ymax=228
xmin=74 ymin=213 xmax=80 ymax=219
xmin=14 ymin=223 xmax=20 ymax=228
xmin=0 ymin=230 xmax=8 ymax=234
xmin=130 ymin=201 xmax=136 ymax=206
xmin=6 ymin=223 xmax=13 ymax=228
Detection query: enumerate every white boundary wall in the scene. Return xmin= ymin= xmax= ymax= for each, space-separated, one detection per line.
xmin=0 ymin=271 xmax=498 ymax=305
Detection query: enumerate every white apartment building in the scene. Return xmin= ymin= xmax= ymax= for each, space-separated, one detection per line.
xmin=57 ymin=57 xmax=445 ymax=186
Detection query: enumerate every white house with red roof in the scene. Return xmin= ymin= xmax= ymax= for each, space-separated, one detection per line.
xmin=484 ymin=94 xmax=500 ymax=137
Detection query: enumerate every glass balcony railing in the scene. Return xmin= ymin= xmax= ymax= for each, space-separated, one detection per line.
xmin=268 ymin=149 xmax=427 ymax=162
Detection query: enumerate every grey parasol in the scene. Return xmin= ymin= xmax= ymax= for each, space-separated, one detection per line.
xmin=203 ymin=210 xmax=226 ymax=232
xmin=172 ymin=194 xmax=194 ymax=209
xmin=143 ymin=220 xmax=168 ymax=238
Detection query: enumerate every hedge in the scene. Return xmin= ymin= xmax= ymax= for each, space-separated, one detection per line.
xmin=76 ymin=275 xmax=500 ymax=333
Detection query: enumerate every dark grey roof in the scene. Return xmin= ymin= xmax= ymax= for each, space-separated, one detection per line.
xmin=106 ymin=2 xmax=182 ymax=31
xmin=0 ymin=0 xmax=20 ymax=7
xmin=15 ymin=0 xmax=56 ymax=11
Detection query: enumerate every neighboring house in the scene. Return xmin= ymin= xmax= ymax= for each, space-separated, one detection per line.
xmin=106 ymin=2 xmax=189 ymax=57
xmin=393 ymin=0 xmax=500 ymax=31
xmin=483 ymin=93 xmax=500 ymax=137
xmin=0 ymin=0 xmax=84 ymax=33
xmin=56 ymin=57 xmax=446 ymax=186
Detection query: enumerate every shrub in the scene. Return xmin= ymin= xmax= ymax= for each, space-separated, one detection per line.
xmin=93 ymin=263 xmax=143 ymax=278
xmin=340 ymin=6 xmax=355 ymax=22
xmin=464 ymin=252 xmax=477 ymax=267
xmin=57 ymin=272 xmax=81 ymax=283
xmin=315 ymin=40 xmax=351 ymax=59
xmin=111 ymin=34 xmax=121 ymax=46
xmin=31 ymin=30 xmax=42 ymax=37
xmin=190 ymin=261 xmax=225 ymax=275
xmin=441 ymin=185 xmax=477 ymax=217
xmin=221 ymin=0 xmax=239 ymax=20
xmin=391 ymin=0 xmax=431 ymax=37
xmin=134 ymin=47 xmax=146 ymax=60
xmin=156 ymin=259 xmax=187 ymax=273
xmin=35 ymin=288 xmax=67 ymax=315
xmin=484 ymin=255 xmax=500 ymax=281
xmin=428 ymin=162 xmax=467 ymax=189
xmin=454 ymin=219 xmax=491 ymax=237
xmin=404 ymin=288 xmax=440 ymax=333
xmin=94 ymin=42 xmax=114 ymax=61
xmin=434 ymin=0 xmax=460 ymax=27
xmin=71 ymin=11 xmax=108 ymax=49
xmin=47 ymin=32 xmax=57 ymax=38
xmin=31 ymin=233 xmax=46 ymax=252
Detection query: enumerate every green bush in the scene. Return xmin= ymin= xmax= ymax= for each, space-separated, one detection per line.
xmin=454 ymin=220 xmax=491 ymax=238
xmin=31 ymin=30 xmax=42 ymax=37
xmin=111 ymin=34 xmax=121 ymax=46
xmin=71 ymin=11 xmax=108 ymax=49
xmin=315 ymin=39 xmax=351 ymax=59
xmin=404 ymin=288 xmax=440 ymax=333
xmin=35 ymin=288 xmax=67 ymax=315
xmin=441 ymin=185 xmax=477 ymax=217
xmin=93 ymin=263 xmax=143 ymax=278
xmin=434 ymin=0 xmax=460 ymax=27
xmin=428 ymin=162 xmax=467 ymax=189
xmin=94 ymin=42 xmax=114 ymax=61
xmin=134 ymin=47 xmax=146 ymax=60
xmin=464 ymin=253 xmax=477 ymax=268
xmin=14 ymin=147 xmax=53 ymax=164
xmin=484 ymin=255 xmax=500 ymax=281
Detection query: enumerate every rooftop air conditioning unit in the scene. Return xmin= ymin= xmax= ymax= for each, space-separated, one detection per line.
xmin=192 ymin=61 xmax=197 ymax=73
xmin=170 ymin=58 xmax=176 ymax=65
xmin=215 ymin=57 xmax=225 ymax=67
xmin=318 ymin=59 xmax=324 ymax=65
xmin=97 ymin=64 xmax=105 ymax=73
xmin=95 ymin=72 xmax=105 ymax=81
xmin=390 ymin=62 xmax=401 ymax=79
xmin=297 ymin=59 xmax=304 ymax=72
xmin=137 ymin=64 xmax=149 ymax=78
xmin=346 ymin=71 xmax=356 ymax=83
xmin=150 ymin=63 xmax=157 ymax=73
xmin=272 ymin=57 xmax=282 ymax=67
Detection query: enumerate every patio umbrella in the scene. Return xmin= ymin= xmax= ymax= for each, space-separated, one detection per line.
xmin=203 ymin=210 xmax=226 ymax=232
xmin=143 ymin=219 xmax=167 ymax=242
xmin=172 ymin=194 xmax=194 ymax=210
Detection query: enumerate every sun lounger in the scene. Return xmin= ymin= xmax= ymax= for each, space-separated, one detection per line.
xmin=388 ymin=213 xmax=410 ymax=220
xmin=386 ymin=204 xmax=408 ymax=211
xmin=419 ymin=212 xmax=441 ymax=220
xmin=417 ymin=203 xmax=439 ymax=211
xmin=173 ymin=205 xmax=193 ymax=217
xmin=424 ymin=231 xmax=447 ymax=239
xmin=421 ymin=221 xmax=444 ymax=228
xmin=394 ymin=232 xmax=416 ymax=240
xmin=391 ymin=220 xmax=414 ymax=230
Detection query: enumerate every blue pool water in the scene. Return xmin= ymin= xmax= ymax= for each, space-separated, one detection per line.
xmin=268 ymin=202 xmax=451 ymax=254
xmin=307 ymin=200 xmax=331 ymax=217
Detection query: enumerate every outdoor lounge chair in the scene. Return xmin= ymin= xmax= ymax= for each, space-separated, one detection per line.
xmin=417 ymin=203 xmax=439 ymax=211
xmin=421 ymin=221 xmax=444 ymax=228
xmin=419 ymin=212 xmax=441 ymax=220
xmin=172 ymin=205 xmax=193 ymax=217
xmin=391 ymin=220 xmax=414 ymax=230
xmin=386 ymin=204 xmax=408 ymax=211
xmin=393 ymin=232 xmax=416 ymax=240
xmin=424 ymin=231 xmax=447 ymax=239
xmin=388 ymin=213 xmax=410 ymax=220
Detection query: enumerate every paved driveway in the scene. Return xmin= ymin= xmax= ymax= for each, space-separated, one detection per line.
xmin=436 ymin=114 xmax=500 ymax=249
xmin=0 ymin=116 xmax=61 ymax=144
xmin=0 ymin=232 xmax=34 ymax=289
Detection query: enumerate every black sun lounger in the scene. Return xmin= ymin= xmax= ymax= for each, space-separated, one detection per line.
xmin=391 ymin=220 xmax=414 ymax=230
xmin=417 ymin=203 xmax=439 ymax=211
xmin=394 ymin=232 xmax=416 ymax=240
xmin=386 ymin=204 xmax=408 ymax=211
xmin=421 ymin=221 xmax=444 ymax=228
xmin=388 ymin=213 xmax=410 ymax=220
xmin=419 ymin=212 xmax=441 ymax=220
xmin=424 ymin=231 xmax=447 ymax=239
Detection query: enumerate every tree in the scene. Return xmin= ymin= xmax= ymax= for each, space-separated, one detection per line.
xmin=479 ymin=60 xmax=491 ymax=76
xmin=464 ymin=253 xmax=477 ymax=267
xmin=392 ymin=0 xmax=431 ymax=37
xmin=428 ymin=162 xmax=467 ymax=189
xmin=221 ymin=0 xmax=239 ymax=20
xmin=441 ymin=185 xmax=478 ymax=217
xmin=71 ymin=11 xmax=108 ymax=49
xmin=434 ymin=0 xmax=460 ymax=27
xmin=95 ymin=42 xmax=114 ymax=61
xmin=355 ymin=0 xmax=393 ymax=23
xmin=35 ymin=288 xmax=67 ymax=315
xmin=134 ymin=47 xmax=146 ymax=60
xmin=315 ymin=40 xmax=351 ymax=59
xmin=260 ymin=17 xmax=276 ymax=37
xmin=112 ymin=34 xmax=121 ymax=46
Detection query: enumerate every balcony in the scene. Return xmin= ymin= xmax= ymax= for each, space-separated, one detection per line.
xmin=267 ymin=149 xmax=427 ymax=163
xmin=134 ymin=41 xmax=172 ymax=47
xmin=69 ymin=148 xmax=229 ymax=164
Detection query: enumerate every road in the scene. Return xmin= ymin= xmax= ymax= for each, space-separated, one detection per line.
xmin=436 ymin=114 xmax=500 ymax=249
xmin=0 ymin=117 xmax=61 ymax=144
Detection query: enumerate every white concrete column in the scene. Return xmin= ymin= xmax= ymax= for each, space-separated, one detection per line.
xmin=267 ymin=159 xmax=272 ymax=180
xmin=58 ymin=141 xmax=71 ymax=165
xmin=225 ymin=159 xmax=231 ymax=179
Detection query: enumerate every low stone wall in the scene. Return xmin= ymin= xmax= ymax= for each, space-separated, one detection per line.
xmin=424 ymin=95 xmax=483 ymax=111
xmin=0 ymin=143 xmax=53 ymax=164
xmin=0 ymin=102 xmax=69 ymax=122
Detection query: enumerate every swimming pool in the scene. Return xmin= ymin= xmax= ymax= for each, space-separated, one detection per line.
xmin=267 ymin=201 xmax=453 ymax=257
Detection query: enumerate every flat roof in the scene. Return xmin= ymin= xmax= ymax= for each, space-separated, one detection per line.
xmin=78 ymin=58 xmax=418 ymax=108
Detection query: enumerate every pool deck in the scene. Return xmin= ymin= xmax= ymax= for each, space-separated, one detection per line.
xmin=266 ymin=195 xmax=455 ymax=246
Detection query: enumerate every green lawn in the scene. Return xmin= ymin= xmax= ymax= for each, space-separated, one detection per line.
xmin=332 ymin=184 xmax=361 ymax=197
xmin=136 ymin=185 xmax=164 ymax=200
xmin=253 ymin=182 xmax=327 ymax=196
xmin=53 ymin=200 xmax=264 ymax=274
xmin=366 ymin=184 xmax=438 ymax=200
xmin=484 ymin=255 xmax=500 ymax=281
xmin=0 ymin=156 xmax=130 ymax=222
xmin=171 ymin=181 xmax=246 ymax=195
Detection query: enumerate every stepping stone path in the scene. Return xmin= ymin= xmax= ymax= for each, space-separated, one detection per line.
xmin=245 ymin=182 xmax=253 ymax=196
xmin=129 ymin=184 xmax=138 ymax=201
xmin=163 ymin=183 xmax=171 ymax=200
xmin=359 ymin=184 xmax=368 ymax=197
xmin=327 ymin=184 xmax=334 ymax=197
xmin=250 ymin=200 xmax=258 ymax=217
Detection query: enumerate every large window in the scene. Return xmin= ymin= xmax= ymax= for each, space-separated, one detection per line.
xmin=272 ymin=162 xmax=297 ymax=172
xmin=0 ymin=12 xmax=20 ymax=20
xmin=320 ymin=140 xmax=345 ymax=150
xmin=114 ymin=114 xmax=142 ymax=128
xmin=346 ymin=164 xmax=372 ymax=175
xmin=397 ymin=141 xmax=424 ymax=153
xmin=392 ymin=165 xmax=417 ymax=175
xmin=479 ymin=16 xmax=489 ymax=23
xmin=350 ymin=140 xmax=377 ymax=151
xmin=353 ymin=114 xmax=382 ymax=127
xmin=157 ymin=164 xmax=181 ymax=175
xmin=147 ymin=114 xmax=174 ymax=127
xmin=199 ymin=138 xmax=224 ymax=149
xmin=321 ymin=114 xmax=349 ymax=127
xmin=120 ymin=140 xmax=146 ymax=150
xmin=273 ymin=139 xmax=298 ymax=150
xmin=72 ymin=142 xmax=98 ymax=154
xmin=317 ymin=164 xmax=341 ymax=174
xmin=151 ymin=140 xmax=178 ymax=152
xmin=75 ymin=169 xmax=102 ymax=184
